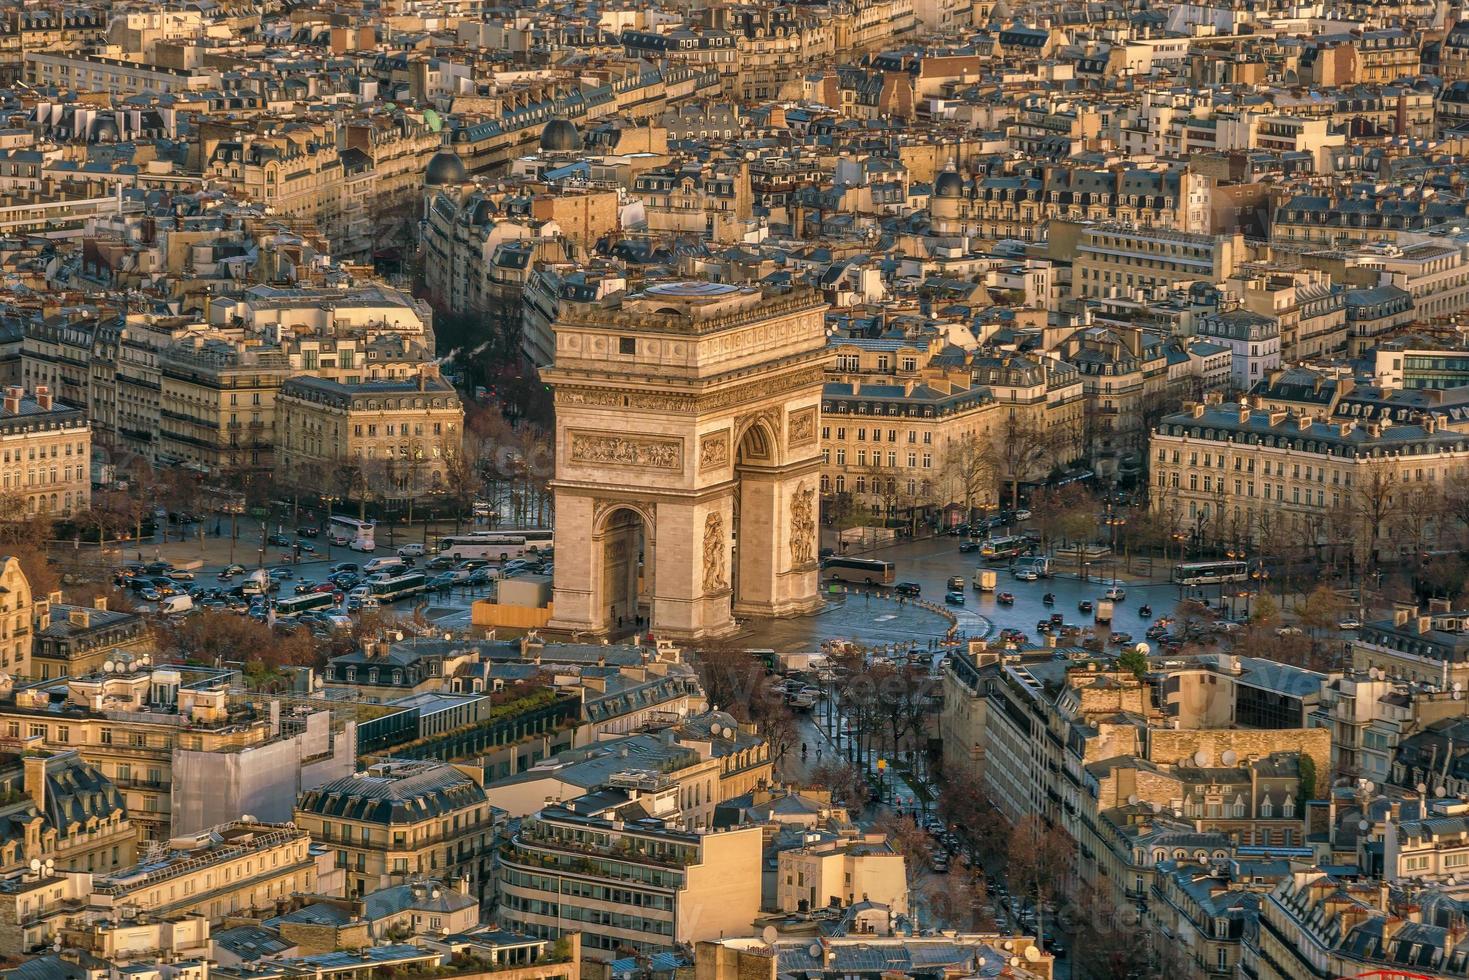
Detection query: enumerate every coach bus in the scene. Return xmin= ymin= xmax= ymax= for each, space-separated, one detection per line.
xmin=822 ymin=557 xmax=897 ymax=587
xmin=329 ymin=515 xmax=377 ymax=552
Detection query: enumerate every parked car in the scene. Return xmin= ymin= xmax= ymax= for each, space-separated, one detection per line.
xmin=1276 ymin=626 xmax=1304 ymax=636
xmin=397 ymin=543 xmax=426 ymax=558
xmin=959 ymin=540 xmax=980 ymax=553
xmin=297 ymin=526 xmax=320 ymax=538
xmin=330 ymin=562 xmax=359 ymax=575
xmin=895 ymin=582 xmax=922 ymax=597
xmin=267 ymin=533 xmax=292 ymax=547
xmin=425 ymin=555 xmax=456 ymax=570
xmin=502 ymin=558 xmax=531 ymax=574
xmin=1338 ymin=618 xmax=1362 ymax=631
xmin=1013 ymin=508 xmax=1032 ymax=521
xmin=268 ymin=567 xmax=294 ymax=580
xmin=428 ymin=572 xmax=457 ymax=589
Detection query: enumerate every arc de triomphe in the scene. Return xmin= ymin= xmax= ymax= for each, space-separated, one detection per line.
xmin=543 ymin=282 xmax=829 ymax=640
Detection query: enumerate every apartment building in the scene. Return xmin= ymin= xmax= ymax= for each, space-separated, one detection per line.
xmin=0 ymin=558 xmax=32 ymax=678
xmin=1192 ymin=308 xmax=1282 ymax=391
xmin=1146 ymin=860 xmax=1277 ymax=980
xmin=1345 ymin=285 xmax=1416 ymax=357
xmin=1247 ymin=870 xmax=1466 ymax=978
xmin=1365 ymin=242 xmax=1469 ymax=322
xmin=1149 ymin=399 xmax=1469 ymax=549
xmin=1272 ymin=194 xmax=1467 ymax=247
xmin=0 ymin=750 xmax=136 ymax=875
xmin=0 ymin=385 xmax=91 ymax=519
xmin=932 ymin=170 xmax=1211 ymax=243
xmin=293 ymin=761 xmax=500 ymax=902
xmin=696 ymin=933 xmax=1053 ymax=980
xmin=1227 ymin=268 xmax=1346 ymax=363
xmin=275 ymin=372 xmax=464 ymax=498
xmin=1054 ymin=326 xmax=1169 ymax=477
xmin=942 ymin=644 xmax=1329 ymax=918
xmin=775 ymin=833 xmax=908 ymax=915
xmin=821 ymin=334 xmax=1083 ymax=518
xmin=486 ymin=711 xmax=770 ymax=829
xmin=157 ymin=339 xmax=291 ymax=474
xmin=30 ymin=595 xmax=150 ymax=680
xmin=1 ymin=666 xmax=353 ymax=839
xmin=1352 ymin=605 xmax=1469 ymax=689
xmin=96 ymin=820 xmax=324 ymax=921
xmin=22 ymin=52 xmax=216 ymax=95
xmin=499 ymin=797 xmax=762 ymax=959
xmin=1069 ymin=225 xmax=1244 ymax=301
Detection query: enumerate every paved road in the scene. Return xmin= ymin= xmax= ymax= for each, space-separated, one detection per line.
xmin=742 ymin=534 xmax=1183 ymax=656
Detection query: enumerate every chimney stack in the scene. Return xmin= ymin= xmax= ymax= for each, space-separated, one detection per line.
xmin=34 ymin=385 xmax=51 ymax=411
xmin=22 ymin=755 xmax=46 ymax=812
xmin=2 ymin=386 xmax=21 ymax=415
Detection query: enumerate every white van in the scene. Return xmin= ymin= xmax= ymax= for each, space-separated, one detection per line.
xmin=159 ymin=594 xmax=194 ymax=616
xmin=397 ymin=543 xmax=426 ymax=558
xmin=363 ymin=557 xmax=406 ymax=575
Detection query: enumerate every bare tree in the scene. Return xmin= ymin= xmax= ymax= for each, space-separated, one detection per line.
xmin=1005 ymin=816 xmax=1072 ymax=944
xmin=1347 ymin=457 xmax=1402 ymax=571
xmin=994 ymin=411 xmax=1055 ymax=510
xmin=942 ymin=433 xmax=999 ymax=522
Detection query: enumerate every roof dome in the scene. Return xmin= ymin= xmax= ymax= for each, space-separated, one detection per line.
xmin=934 ymin=169 xmax=964 ymax=198
xmin=540 ymin=117 xmax=582 ymax=153
xmin=424 ymin=150 xmax=467 ymax=186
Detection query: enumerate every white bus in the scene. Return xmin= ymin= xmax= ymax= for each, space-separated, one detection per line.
xmin=514 ymin=529 xmax=554 ymax=554
xmin=274 ymin=591 xmax=337 ymax=617
xmin=329 ymin=515 xmax=376 ymax=552
xmin=1173 ymin=561 xmax=1250 ymax=586
xmin=438 ymin=534 xmax=527 ymax=561
xmin=369 ymin=570 xmax=427 ymax=603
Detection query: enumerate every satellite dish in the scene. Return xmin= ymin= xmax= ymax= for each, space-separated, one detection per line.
xmin=1358 ymin=819 xmax=1371 ymax=831
xmin=1134 ymin=642 xmax=1150 ymax=656
xmin=1002 ymin=941 xmax=1014 ymax=951
xmin=1127 ymin=794 xmax=1139 ymax=805
xmin=1455 ymin=682 xmax=1463 ymax=693
xmin=1438 ymin=786 xmax=1448 ymax=797
xmin=1364 ymin=781 xmax=1376 ymax=793
xmin=43 ymin=859 xmax=53 ymax=873
xmin=1024 ymin=947 xmax=1040 ymax=963
xmin=808 ymin=944 xmax=822 ymax=958
xmin=28 ymin=859 xmax=40 ymax=872
xmin=1221 ymin=750 xmax=1238 ymax=765
xmin=762 ymin=926 xmax=778 ymax=945
xmin=103 ymin=661 xmax=115 ymax=673
xmin=1010 ymin=958 xmax=1021 ymax=968
xmin=1194 ymin=750 xmax=1209 ymax=767
xmin=1417 ymin=782 xmax=1428 ymax=793
xmin=1151 ymin=802 xmax=1162 ymax=814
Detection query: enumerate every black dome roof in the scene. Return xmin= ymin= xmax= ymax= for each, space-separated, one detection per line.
xmin=424 ymin=150 xmax=467 ymax=186
xmin=540 ymin=117 xmax=582 ymax=153
xmin=934 ymin=170 xmax=964 ymax=198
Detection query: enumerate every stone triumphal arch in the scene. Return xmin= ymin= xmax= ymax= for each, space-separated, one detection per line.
xmin=544 ymin=281 xmax=829 ymax=639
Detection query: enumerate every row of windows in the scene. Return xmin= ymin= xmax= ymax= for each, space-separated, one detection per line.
xmin=824 ymin=425 xmax=931 ymax=445
xmin=825 ymin=448 xmax=932 ymax=469
xmin=0 ymin=442 xmax=85 ymax=462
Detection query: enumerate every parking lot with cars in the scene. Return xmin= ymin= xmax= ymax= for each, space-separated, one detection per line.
xmin=110 ymin=522 xmax=548 ymax=636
